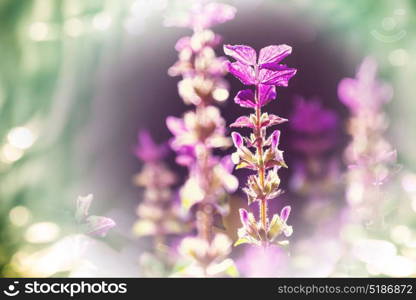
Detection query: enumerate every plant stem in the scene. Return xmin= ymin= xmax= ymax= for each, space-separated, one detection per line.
xmin=259 ymin=198 xmax=268 ymax=231
xmin=254 ymin=84 xmax=267 ymax=230
xmin=196 ymin=105 xmax=214 ymax=243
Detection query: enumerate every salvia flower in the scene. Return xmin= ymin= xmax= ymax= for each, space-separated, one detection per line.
xmin=224 ymin=44 xmax=296 ymax=247
xmin=289 ymin=96 xmax=341 ymax=195
xmin=166 ymin=2 xmax=237 ymax=276
xmin=76 ymin=194 xmax=116 ymax=237
xmin=290 ymin=96 xmax=338 ymax=142
xmin=337 ymin=57 xmax=397 ymax=221
xmin=132 ymin=131 xmax=184 ymax=238
xmin=166 ymin=2 xmax=236 ymax=107
xmin=166 ymin=106 xmax=230 ymax=156
xmin=338 ymin=57 xmax=393 ymax=114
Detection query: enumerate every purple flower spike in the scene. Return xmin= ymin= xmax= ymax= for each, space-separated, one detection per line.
xmin=338 ymin=56 xmax=392 ymax=113
xmin=226 ymin=43 xmax=296 ymax=247
xmin=231 ymin=132 xmax=244 ymax=149
xmin=280 ymin=206 xmax=291 ymax=222
xmin=338 ymin=57 xmax=397 ymax=219
xmin=224 ymin=45 xmax=257 ymax=65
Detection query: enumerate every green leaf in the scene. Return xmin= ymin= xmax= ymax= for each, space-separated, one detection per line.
xmin=234 ymin=237 xmax=250 ymax=246
xmin=224 ymin=262 xmax=239 ymax=278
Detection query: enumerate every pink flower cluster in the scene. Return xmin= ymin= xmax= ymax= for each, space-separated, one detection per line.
xmin=165 ymin=2 xmax=238 ymax=276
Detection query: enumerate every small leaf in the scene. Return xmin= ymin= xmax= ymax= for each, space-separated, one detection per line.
xmin=234 ymin=237 xmax=250 ymax=246
xmin=276 ymin=240 xmax=290 ymax=247
xmin=86 ymin=215 xmax=116 ymax=237
xmin=224 ymin=261 xmax=240 ymax=277
xmin=236 ymin=162 xmax=250 ymax=169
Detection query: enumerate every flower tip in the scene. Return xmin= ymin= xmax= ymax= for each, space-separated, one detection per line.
xmin=271 ymin=130 xmax=281 ymax=149
xmin=231 ymin=132 xmax=243 ymax=149
xmin=223 ymin=44 xmax=231 ymax=52
xmin=280 ymin=205 xmax=291 ymax=222
xmin=239 ymin=208 xmax=249 ymax=225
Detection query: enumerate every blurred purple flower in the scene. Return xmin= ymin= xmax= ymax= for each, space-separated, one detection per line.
xmin=166 ymin=2 xmax=237 ymax=275
xmin=338 ymin=57 xmax=398 ymax=223
xmin=237 ymin=245 xmax=286 ymax=277
xmin=290 ymin=96 xmax=339 ymax=155
xmin=338 ymin=57 xmax=393 ymax=114
xmin=165 ymin=2 xmax=236 ymax=30
xmin=134 ymin=130 xmax=168 ymax=163
xmin=166 ymin=107 xmax=229 ymax=154
xmin=291 ymin=96 xmax=338 ymax=134
xmin=132 ymin=131 xmax=184 ymax=239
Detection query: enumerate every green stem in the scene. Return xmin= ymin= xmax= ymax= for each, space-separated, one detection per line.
xmin=254 ymin=84 xmax=267 ymax=231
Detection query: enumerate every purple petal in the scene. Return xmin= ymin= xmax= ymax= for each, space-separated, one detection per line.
xmin=337 ymin=78 xmax=360 ymax=111
xmin=86 ymin=216 xmax=116 ymax=237
xmin=135 ymin=130 xmax=168 ymax=162
xmin=175 ymin=36 xmax=191 ymax=51
xmin=230 ymin=116 xmax=253 ymax=128
xmin=290 ymin=96 xmax=339 ymax=134
xmin=227 ymin=61 xmax=255 ymax=85
xmin=271 ymin=130 xmax=281 ymax=149
xmin=220 ymin=155 xmax=235 ymax=173
xmin=234 ymin=89 xmax=256 ymax=108
xmin=223 ymin=44 xmax=257 ymax=65
xmin=258 ymin=44 xmax=292 ymax=65
xmin=231 ymin=132 xmax=244 ymax=149
xmin=175 ymin=145 xmax=196 ymax=166
xmin=239 ymin=208 xmax=249 ymax=227
xmin=166 ymin=116 xmax=186 ymax=136
xmin=280 ymin=206 xmax=291 ymax=222
xmin=259 ymin=66 xmax=297 ymax=86
xmin=258 ymin=84 xmax=276 ymax=106
xmin=265 ymin=114 xmax=288 ymax=127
